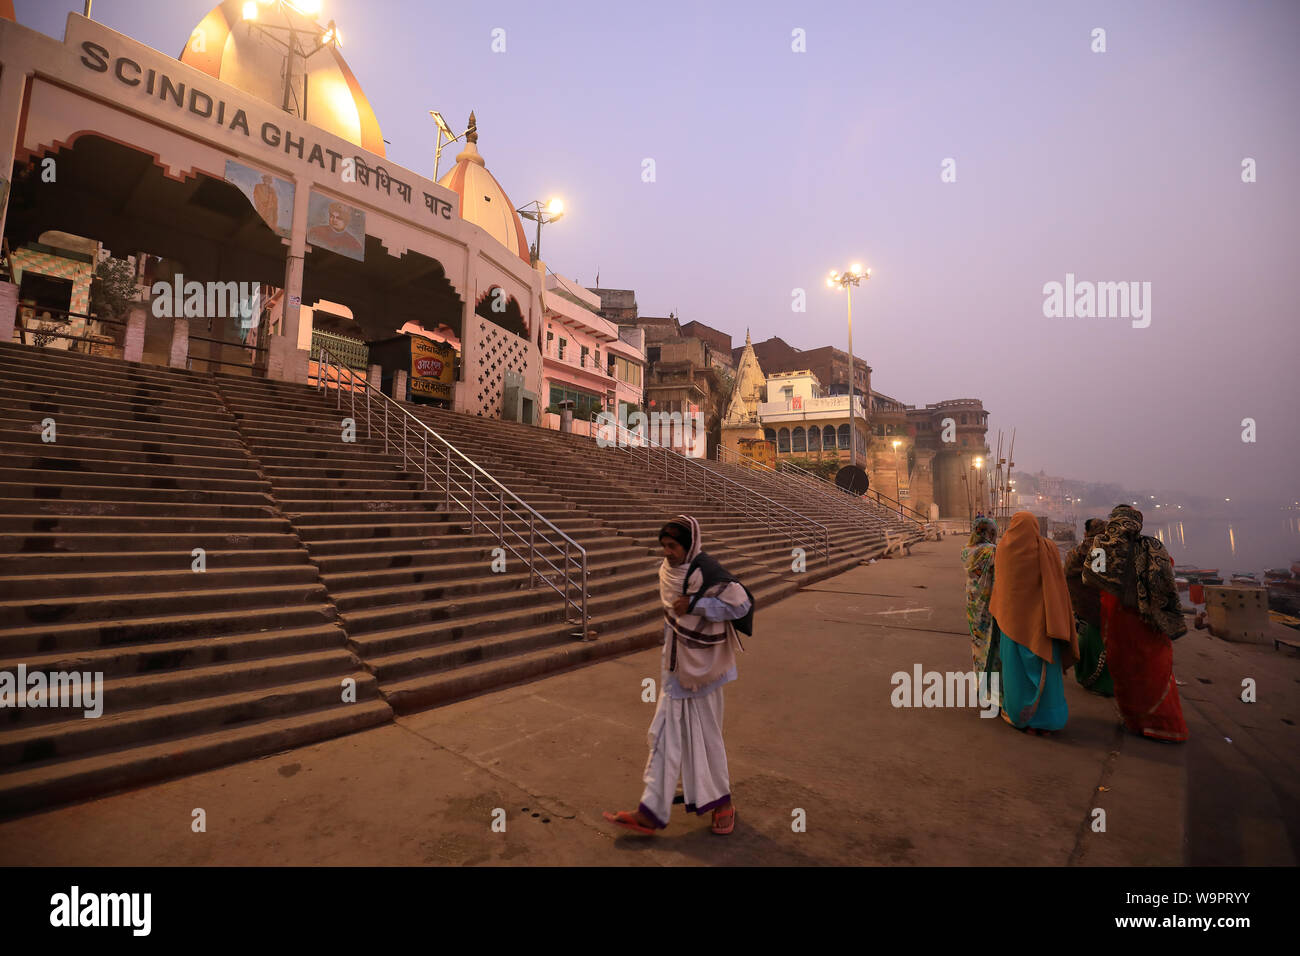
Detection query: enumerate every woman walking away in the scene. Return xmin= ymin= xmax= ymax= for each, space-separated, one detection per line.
xmin=1064 ymin=518 xmax=1114 ymax=696
xmin=962 ymin=516 xmax=998 ymax=677
xmin=987 ymin=511 xmax=1080 ymax=735
xmin=604 ymin=515 xmax=752 ymax=836
xmin=1083 ymin=505 xmax=1189 ymax=742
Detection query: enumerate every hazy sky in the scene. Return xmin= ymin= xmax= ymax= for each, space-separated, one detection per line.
xmin=16 ymin=0 xmax=1300 ymax=502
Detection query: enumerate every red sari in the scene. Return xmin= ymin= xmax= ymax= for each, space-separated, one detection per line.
xmin=1099 ymin=590 xmax=1188 ymax=742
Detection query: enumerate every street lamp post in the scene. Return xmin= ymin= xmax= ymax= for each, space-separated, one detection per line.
xmin=827 ymin=263 xmax=871 ymax=476
xmin=517 ymin=198 xmax=565 ymax=265
xmin=429 ymin=110 xmax=475 ymax=181
xmin=241 ymin=2 xmax=340 ymax=119
xmin=891 ymin=438 xmax=902 ymax=513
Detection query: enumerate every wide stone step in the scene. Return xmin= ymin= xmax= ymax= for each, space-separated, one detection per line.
xmin=0 ymin=496 xmax=274 ymax=521
xmin=0 ymin=580 xmax=330 ymax=627
xmin=0 ymin=531 xmax=298 ymax=555
xmin=0 ymin=467 xmax=269 ymax=495
xmin=0 ymin=664 xmax=372 ymax=767
xmin=0 ymin=512 xmax=290 ymax=535
xmin=0 ymin=697 xmax=393 ymax=817
xmin=0 ymin=562 xmax=319 ymax=600
xmin=331 ymin=559 xmax=659 ymax=613
xmin=0 ymin=481 xmax=270 ymax=507
xmin=2 ymin=622 xmax=349 ymax=688
xmin=0 ymin=602 xmax=338 ymax=656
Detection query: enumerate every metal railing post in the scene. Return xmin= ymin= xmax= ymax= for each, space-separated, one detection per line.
xmin=528 ymin=513 xmax=536 ymax=589
xmin=423 ymin=431 xmax=428 ymax=492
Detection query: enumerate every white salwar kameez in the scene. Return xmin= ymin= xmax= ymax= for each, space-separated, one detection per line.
xmin=639 ymin=526 xmax=750 ymax=828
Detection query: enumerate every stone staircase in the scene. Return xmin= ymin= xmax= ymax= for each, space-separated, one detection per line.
xmin=0 ymin=342 xmax=390 ymax=816
xmin=0 ymin=338 xmax=924 ymax=814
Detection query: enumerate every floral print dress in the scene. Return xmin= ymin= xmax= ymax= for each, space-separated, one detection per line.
xmin=962 ymin=542 xmax=997 ymax=673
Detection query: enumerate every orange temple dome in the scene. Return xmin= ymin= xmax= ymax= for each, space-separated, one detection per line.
xmin=180 ymin=0 xmax=384 ymax=157
xmin=437 ymin=112 xmax=531 ymax=264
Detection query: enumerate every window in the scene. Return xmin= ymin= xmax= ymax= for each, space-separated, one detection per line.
xmin=594 ymin=347 xmax=600 ymax=370
xmin=961 ymin=414 xmax=967 ymax=424
xmin=581 ymin=345 xmax=590 ymax=367
xmin=764 ymin=428 xmax=776 ymax=441
xmin=823 ymin=425 xmax=836 ymax=449
xmin=808 ymin=427 xmax=821 ymax=451
xmin=837 ymin=424 xmax=850 ymax=449
xmin=548 ymin=383 xmax=602 ymax=421
xmin=778 ymin=428 xmax=791 ymax=453
xmin=614 ymin=356 xmax=642 ymax=386
xmin=782 ymin=386 xmax=793 ymax=401
xmin=559 ymin=338 xmax=567 ymax=360
xmin=792 ymin=427 xmax=806 ymax=452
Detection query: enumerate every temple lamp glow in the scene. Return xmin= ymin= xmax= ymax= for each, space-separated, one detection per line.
xmin=826 ymin=263 xmax=871 ymax=471
xmin=241 ymin=1 xmax=341 ymax=117
xmin=517 ymin=198 xmax=565 ymax=265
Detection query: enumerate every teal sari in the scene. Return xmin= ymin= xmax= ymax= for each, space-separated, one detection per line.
xmin=987 ymin=618 xmax=1068 ymax=731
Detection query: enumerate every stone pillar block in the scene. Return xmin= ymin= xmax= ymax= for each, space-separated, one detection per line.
xmin=369 ymin=363 xmax=382 ymax=394
xmin=169 ymin=316 xmax=189 ymax=369
xmin=0 ymin=281 xmax=18 ymax=344
xmin=124 ymin=305 xmax=148 ymax=363
xmin=393 ymin=368 xmax=408 ymax=403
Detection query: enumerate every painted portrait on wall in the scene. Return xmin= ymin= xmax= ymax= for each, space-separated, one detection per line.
xmin=306 ymin=190 xmax=365 ymax=262
xmin=223 ymin=159 xmax=293 ymax=237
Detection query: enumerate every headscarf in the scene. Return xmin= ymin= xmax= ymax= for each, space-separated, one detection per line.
xmin=967 ymin=516 xmax=997 ymax=548
xmin=657 ymin=514 xmax=743 ymax=690
xmin=1082 ymin=505 xmax=1186 ymax=638
xmin=989 ymin=511 xmax=1080 ymax=668
xmin=961 ymin=515 xmax=997 ymax=586
xmin=1063 ymin=518 xmax=1108 ymax=627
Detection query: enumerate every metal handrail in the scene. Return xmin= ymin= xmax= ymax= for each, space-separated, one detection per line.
xmin=715 ymin=443 xmax=928 ymax=530
xmin=314 ymin=346 xmax=589 ymax=634
xmin=590 ymin=412 xmax=831 ymax=565
xmin=778 ymin=456 xmax=928 ymax=526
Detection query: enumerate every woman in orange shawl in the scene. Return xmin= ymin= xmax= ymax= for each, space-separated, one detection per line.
xmin=986 ymin=512 xmax=1080 ymax=734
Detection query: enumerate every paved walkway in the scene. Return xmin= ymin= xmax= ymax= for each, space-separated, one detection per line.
xmin=1 ymin=538 xmax=1295 ymax=865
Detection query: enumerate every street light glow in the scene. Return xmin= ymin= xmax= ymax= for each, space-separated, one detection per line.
xmin=547 ymin=197 xmax=564 ymax=215
xmin=242 ymin=0 xmax=259 ymax=19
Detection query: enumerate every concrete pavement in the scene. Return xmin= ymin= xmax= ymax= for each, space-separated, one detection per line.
xmin=1 ymin=536 xmax=1294 ymax=865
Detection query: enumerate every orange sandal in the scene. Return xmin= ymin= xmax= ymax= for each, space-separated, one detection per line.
xmin=711 ymin=805 xmax=735 ymax=835
xmin=603 ymin=810 xmax=656 ymax=835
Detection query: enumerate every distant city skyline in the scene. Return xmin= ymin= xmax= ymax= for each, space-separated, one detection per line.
xmin=14 ymin=0 xmax=1299 ymax=502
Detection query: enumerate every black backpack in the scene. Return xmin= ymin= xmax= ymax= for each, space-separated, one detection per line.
xmin=682 ymin=552 xmax=755 ymax=638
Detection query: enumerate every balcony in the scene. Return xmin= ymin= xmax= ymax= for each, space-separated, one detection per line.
xmin=758 ymin=395 xmax=866 ymax=419
xmin=543 ymin=344 xmax=612 ymax=379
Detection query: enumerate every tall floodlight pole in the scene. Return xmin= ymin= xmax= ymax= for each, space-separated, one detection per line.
xmin=827 ymin=263 xmax=871 ymax=479
xmin=517 ymin=198 xmax=565 ymax=265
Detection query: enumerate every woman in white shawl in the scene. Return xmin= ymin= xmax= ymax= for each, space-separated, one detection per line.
xmin=603 ymin=515 xmax=751 ymax=836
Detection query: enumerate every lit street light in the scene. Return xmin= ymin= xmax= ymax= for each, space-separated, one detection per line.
xmin=517 ymin=197 xmax=565 ymax=264
xmin=241 ymin=0 xmax=341 ymax=117
xmin=826 ymin=263 xmax=871 ymax=474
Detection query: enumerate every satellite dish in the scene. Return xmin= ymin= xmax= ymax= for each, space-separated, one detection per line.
xmin=835 ymin=465 xmax=870 ymax=496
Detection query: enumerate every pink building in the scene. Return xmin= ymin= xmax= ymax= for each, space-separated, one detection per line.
xmin=540 ymin=274 xmax=643 ymax=435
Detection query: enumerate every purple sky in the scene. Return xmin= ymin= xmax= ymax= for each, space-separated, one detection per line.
xmin=16 ymin=0 xmax=1300 ymax=503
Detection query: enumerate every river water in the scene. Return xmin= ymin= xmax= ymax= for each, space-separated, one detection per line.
xmin=1074 ymin=514 xmax=1300 ymax=577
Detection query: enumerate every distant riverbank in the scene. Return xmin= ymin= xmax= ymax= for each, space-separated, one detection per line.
xmin=1071 ymin=514 xmax=1300 ymax=576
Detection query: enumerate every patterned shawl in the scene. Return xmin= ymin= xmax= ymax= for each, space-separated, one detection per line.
xmin=1082 ymin=505 xmax=1186 ymax=639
